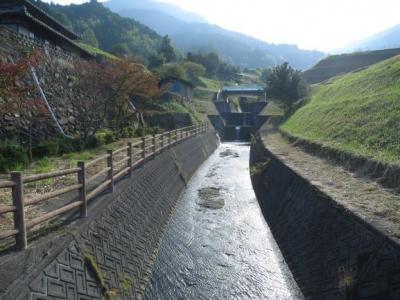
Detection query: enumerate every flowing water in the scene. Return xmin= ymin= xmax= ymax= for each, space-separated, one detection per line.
xmin=145 ymin=143 xmax=303 ymax=299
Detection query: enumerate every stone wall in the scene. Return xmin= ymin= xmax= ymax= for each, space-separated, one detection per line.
xmin=250 ymin=136 xmax=400 ymax=299
xmin=0 ymin=131 xmax=219 ymax=299
xmin=0 ymin=27 xmax=88 ymax=142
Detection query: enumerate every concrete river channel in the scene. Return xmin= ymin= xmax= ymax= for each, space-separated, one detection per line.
xmin=145 ymin=143 xmax=303 ymax=299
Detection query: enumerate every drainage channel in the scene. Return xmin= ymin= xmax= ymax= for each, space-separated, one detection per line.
xmin=145 ymin=143 xmax=303 ymax=299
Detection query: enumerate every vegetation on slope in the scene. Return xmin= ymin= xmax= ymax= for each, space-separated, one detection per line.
xmin=33 ymin=0 xmax=167 ymax=64
xmin=282 ymin=55 xmax=400 ymax=164
xmin=303 ymin=48 xmax=400 ymax=84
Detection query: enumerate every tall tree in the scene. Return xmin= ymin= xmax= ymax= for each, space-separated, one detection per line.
xmin=266 ymin=62 xmax=308 ymax=114
xmin=160 ymin=35 xmax=176 ymax=63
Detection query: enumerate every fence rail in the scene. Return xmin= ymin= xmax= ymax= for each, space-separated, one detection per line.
xmin=0 ymin=122 xmax=209 ymax=250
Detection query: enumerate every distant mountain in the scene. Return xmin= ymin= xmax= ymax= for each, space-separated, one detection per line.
xmin=33 ymin=0 xmax=163 ymax=62
xmin=105 ymin=0 xmax=325 ymax=70
xmin=343 ymin=24 xmax=400 ymax=52
xmin=104 ymin=0 xmax=206 ymax=24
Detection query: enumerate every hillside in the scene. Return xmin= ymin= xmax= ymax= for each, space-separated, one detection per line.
xmin=105 ymin=0 xmax=325 ymax=70
xmin=343 ymin=24 xmax=400 ymax=52
xmin=282 ymin=55 xmax=400 ymax=164
xmin=33 ymin=0 xmax=163 ymax=63
xmin=303 ymin=48 xmax=400 ymax=84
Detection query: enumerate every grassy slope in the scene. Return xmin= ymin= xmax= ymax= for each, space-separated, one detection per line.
xmin=78 ymin=43 xmax=119 ymax=60
xmin=303 ymin=48 xmax=400 ymax=84
xmin=282 ymin=55 xmax=400 ymax=164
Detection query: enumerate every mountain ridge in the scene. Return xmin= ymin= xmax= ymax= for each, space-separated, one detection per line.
xmin=105 ymin=0 xmax=325 ymax=70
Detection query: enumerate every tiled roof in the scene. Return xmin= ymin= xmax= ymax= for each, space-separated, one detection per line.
xmin=0 ymin=4 xmax=92 ymax=58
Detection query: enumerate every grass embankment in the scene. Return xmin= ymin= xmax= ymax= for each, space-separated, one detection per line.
xmin=282 ymin=55 xmax=400 ymax=165
xmin=78 ymin=43 xmax=119 ymax=60
xmin=303 ymin=48 xmax=400 ymax=84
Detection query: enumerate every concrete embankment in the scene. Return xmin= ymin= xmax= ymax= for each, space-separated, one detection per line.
xmin=250 ymin=134 xmax=400 ymax=299
xmin=1 ymin=131 xmax=219 ymax=299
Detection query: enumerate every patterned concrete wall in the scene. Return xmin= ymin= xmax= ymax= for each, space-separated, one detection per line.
xmin=250 ymin=138 xmax=400 ymax=299
xmin=2 ymin=132 xmax=219 ymax=300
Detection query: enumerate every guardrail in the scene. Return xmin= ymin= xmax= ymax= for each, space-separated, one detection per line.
xmin=0 ymin=122 xmax=209 ymax=250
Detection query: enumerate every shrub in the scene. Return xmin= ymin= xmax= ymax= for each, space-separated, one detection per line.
xmin=58 ymin=137 xmax=85 ymax=154
xmin=0 ymin=141 xmax=29 ymax=172
xmin=33 ymin=140 xmax=60 ymax=158
xmin=134 ymin=127 xmax=145 ymax=137
xmin=104 ymin=132 xmax=115 ymax=144
xmin=85 ymin=135 xmax=103 ymax=149
xmin=119 ymin=127 xmax=135 ymax=138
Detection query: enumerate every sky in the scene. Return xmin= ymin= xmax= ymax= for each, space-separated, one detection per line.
xmin=43 ymin=0 xmax=400 ymax=52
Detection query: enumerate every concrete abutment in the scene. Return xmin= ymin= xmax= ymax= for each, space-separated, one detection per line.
xmin=250 ymin=135 xmax=400 ymax=299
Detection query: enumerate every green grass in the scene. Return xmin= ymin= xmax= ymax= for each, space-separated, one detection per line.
xmin=162 ymin=102 xmax=190 ymax=114
xmin=78 ymin=43 xmax=119 ymax=60
xmin=282 ymin=54 xmax=400 ymax=164
xmin=262 ymin=101 xmax=285 ymax=116
xmin=198 ymin=77 xmax=223 ymax=91
xmin=303 ymin=48 xmax=400 ymax=84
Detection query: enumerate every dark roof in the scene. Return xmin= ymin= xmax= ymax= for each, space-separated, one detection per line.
xmin=222 ymin=85 xmax=265 ymax=92
xmin=159 ymin=76 xmax=195 ymax=88
xmin=0 ymin=0 xmax=78 ymax=39
xmin=0 ymin=3 xmax=92 ymax=58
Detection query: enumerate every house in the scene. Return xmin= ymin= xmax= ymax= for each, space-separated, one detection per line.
xmin=159 ymin=77 xmax=195 ymax=102
xmin=0 ymin=0 xmax=92 ymax=58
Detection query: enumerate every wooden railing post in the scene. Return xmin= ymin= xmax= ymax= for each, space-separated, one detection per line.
xmin=168 ymin=131 xmax=172 ymax=147
xmin=107 ymin=150 xmax=114 ymax=192
xmin=141 ymin=136 xmax=146 ymax=159
xmin=77 ymin=162 xmax=87 ymax=218
xmin=127 ymin=142 xmax=133 ymax=177
xmin=11 ymin=172 xmax=27 ymax=250
xmin=175 ymin=129 xmax=178 ymax=144
xmin=152 ymin=132 xmax=156 ymax=154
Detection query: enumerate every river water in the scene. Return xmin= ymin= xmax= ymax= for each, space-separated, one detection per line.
xmin=145 ymin=143 xmax=303 ymax=299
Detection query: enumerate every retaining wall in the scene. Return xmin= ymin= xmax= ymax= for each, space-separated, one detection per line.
xmin=0 ymin=131 xmax=219 ymax=299
xmin=250 ymin=136 xmax=400 ymax=299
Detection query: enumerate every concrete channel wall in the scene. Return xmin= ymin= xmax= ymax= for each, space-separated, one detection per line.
xmin=250 ymin=136 xmax=400 ymax=300
xmin=1 ymin=132 xmax=219 ymax=300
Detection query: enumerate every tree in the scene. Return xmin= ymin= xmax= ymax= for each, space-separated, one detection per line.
xmin=182 ymin=61 xmax=206 ymax=78
xmin=266 ymin=62 xmax=308 ymax=114
xmin=73 ymin=59 xmax=162 ymax=140
xmin=156 ymin=63 xmax=187 ymax=80
xmin=160 ymin=35 xmax=176 ymax=63
xmin=80 ymin=28 xmax=99 ymax=48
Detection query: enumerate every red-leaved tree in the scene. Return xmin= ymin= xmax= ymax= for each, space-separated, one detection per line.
xmin=73 ymin=58 xmax=163 ymax=140
xmin=0 ymin=50 xmax=47 ymax=158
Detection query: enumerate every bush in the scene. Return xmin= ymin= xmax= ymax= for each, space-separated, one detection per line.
xmin=95 ymin=130 xmax=115 ymax=145
xmin=85 ymin=135 xmax=104 ymax=149
xmin=119 ymin=127 xmax=135 ymax=138
xmin=134 ymin=127 xmax=145 ymax=137
xmin=33 ymin=140 xmax=60 ymax=158
xmin=134 ymin=127 xmax=155 ymax=137
xmin=0 ymin=141 xmax=29 ymax=172
xmin=58 ymin=137 xmax=85 ymax=154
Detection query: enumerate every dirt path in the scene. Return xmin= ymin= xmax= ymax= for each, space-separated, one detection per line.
xmin=261 ymin=131 xmax=400 ymax=242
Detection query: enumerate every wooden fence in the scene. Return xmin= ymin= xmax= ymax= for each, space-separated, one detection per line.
xmin=0 ymin=123 xmax=209 ymax=250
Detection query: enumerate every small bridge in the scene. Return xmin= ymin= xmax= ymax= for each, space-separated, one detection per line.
xmin=217 ymin=85 xmax=267 ymax=102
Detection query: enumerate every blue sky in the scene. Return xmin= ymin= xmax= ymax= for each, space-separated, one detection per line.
xmin=43 ymin=0 xmax=400 ymax=52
